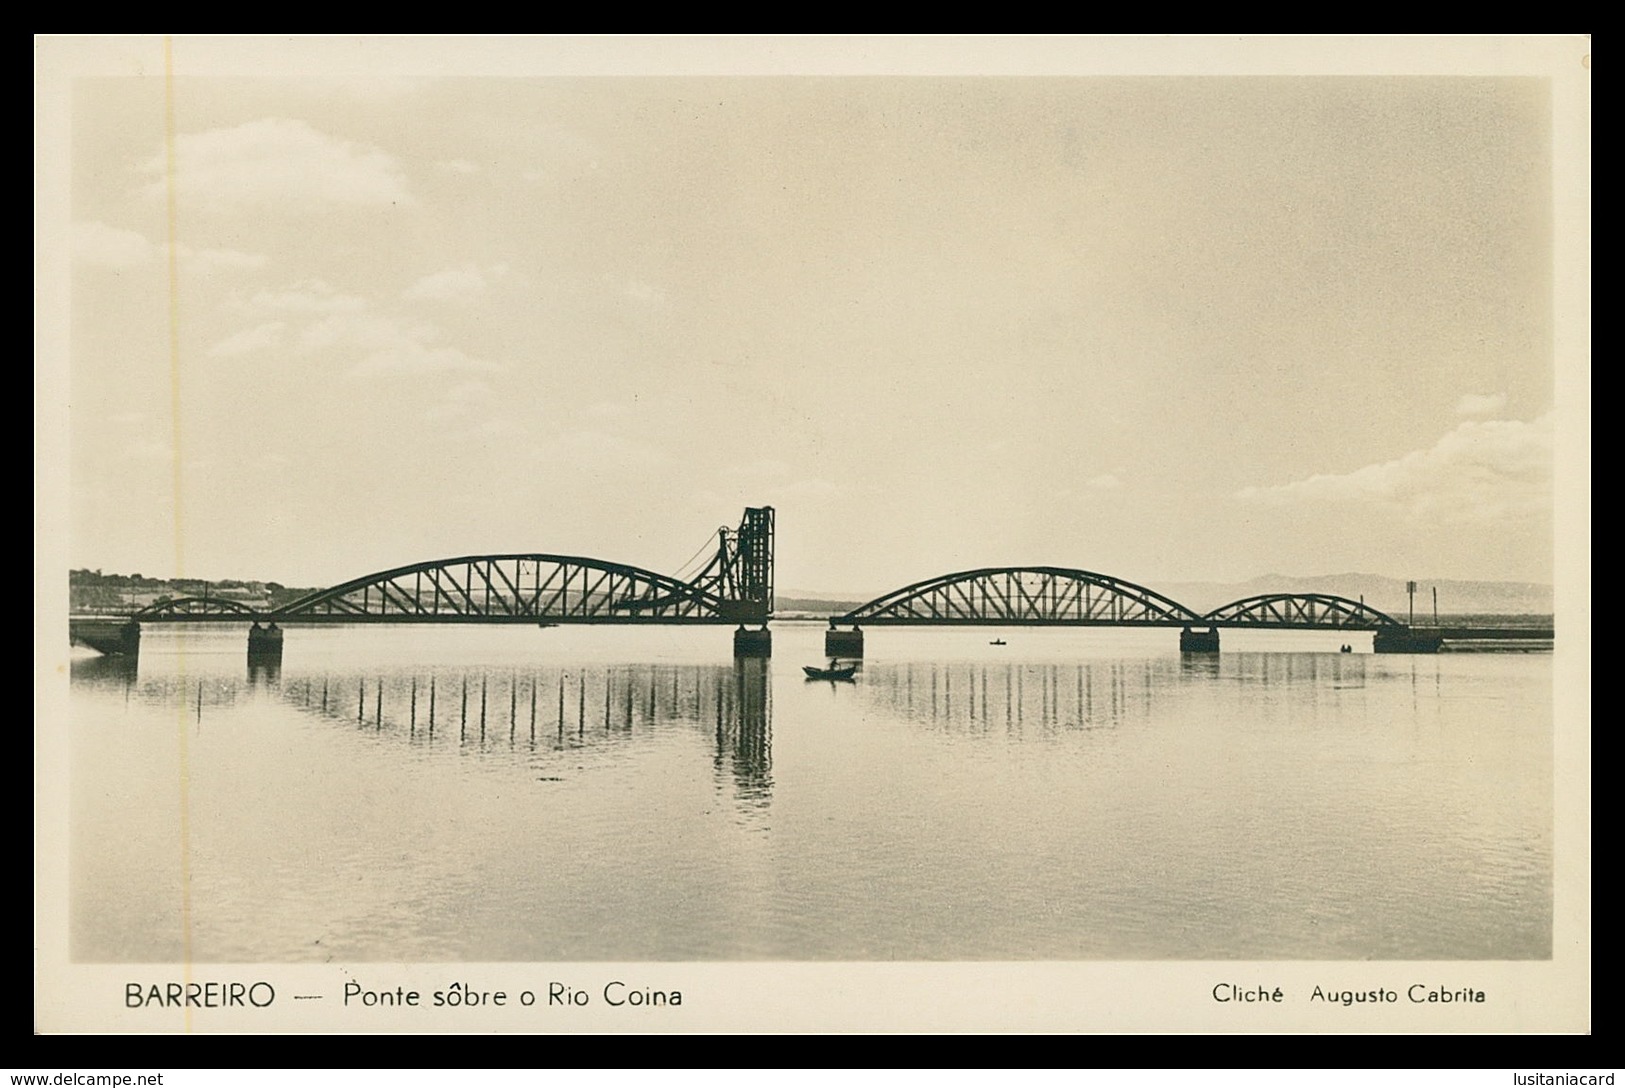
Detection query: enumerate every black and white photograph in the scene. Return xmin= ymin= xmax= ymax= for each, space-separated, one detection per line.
xmin=35 ymin=36 xmax=1590 ymax=1033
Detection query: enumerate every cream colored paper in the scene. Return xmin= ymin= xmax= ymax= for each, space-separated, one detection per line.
xmin=35 ymin=35 xmax=1590 ymax=1034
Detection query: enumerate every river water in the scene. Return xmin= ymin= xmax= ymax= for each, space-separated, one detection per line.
xmin=67 ymin=622 xmax=1552 ymax=962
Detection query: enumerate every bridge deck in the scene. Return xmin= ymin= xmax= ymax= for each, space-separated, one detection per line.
xmin=1412 ymin=626 xmax=1554 ymax=641
xmin=827 ymin=618 xmax=1552 ymax=638
xmin=73 ymin=614 xmax=763 ymax=626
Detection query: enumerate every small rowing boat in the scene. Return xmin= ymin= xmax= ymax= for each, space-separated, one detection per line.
xmin=803 ymin=663 xmax=858 ymax=681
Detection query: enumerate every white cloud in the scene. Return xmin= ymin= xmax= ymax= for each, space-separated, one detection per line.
xmin=1455 ymin=392 xmax=1508 ymax=418
xmin=144 ymin=118 xmax=414 ymax=210
xmin=622 ymin=279 xmax=667 ymax=308
xmin=248 ymin=280 xmax=367 ymax=315
xmin=350 ymin=339 xmax=503 ymax=377
xmin=597 ymin=272 xmax=668 ymax=310
xmin=186 ymin=246 xmax=268 ymax=274
xmin=418 ymin=381 xmax=525 ymax=440
xmin=1237 ymin=413 xmax=1553 ymax=523
xmin=403 ymin=263 xmax=504 ymax=302
xmin=296 ymin=311 xmax=400 ymax=353
xmin=72 ymin=221 xmax=267 ymax=273
xmin=208 ymin=322 xmax=285 ymax=358
xmin=73 ymin=221 xmax=154 ymax=266
xmin=423 ymin=381 xmax=498 ymax=422
xmin=237 ymin=278 xmax=501 ymax=376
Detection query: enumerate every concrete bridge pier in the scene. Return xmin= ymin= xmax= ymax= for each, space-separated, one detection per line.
xmin=733 ymin=625 xmax=772 ymax=658
xmin=825 ymin=625 xmax=864 ymax=658
xmin=70 ymin=618 xmax=141 ymax=658
xmin=1179 ymin=626 xmax=1220 ymax=653
xmin=247 ymin=621 xmax=285 ymax=661
xmin=1373 ymin=628 xmax=1443 ymax=654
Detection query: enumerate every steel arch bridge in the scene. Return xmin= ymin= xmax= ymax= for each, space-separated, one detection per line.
xmin=1200 ymin=593 xmax=1402 ymax=630
xmin=272 ymin=553 xmax=737 ymax=624
xmin=135 ymin=596 xmax=263 ymax=619
xmin=130 ymin=507 xmax=776 ymax=626
xmin=821 ymin=566 xmax=1439 ymax=654
xmin=833 ymin=567 xmax=1205 ymax=627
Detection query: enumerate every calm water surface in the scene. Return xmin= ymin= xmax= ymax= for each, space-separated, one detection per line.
xmin=69 ymin=623 xmax=1552 ymax=961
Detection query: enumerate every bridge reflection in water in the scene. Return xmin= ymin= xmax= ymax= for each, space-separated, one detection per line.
xmin=69 ymin=644 xmax=1384 ymax=825
xmin=70 ymin=654 xmax=773 ymax=821
xmin=861 ymin=652 xmax=1374 ymax=736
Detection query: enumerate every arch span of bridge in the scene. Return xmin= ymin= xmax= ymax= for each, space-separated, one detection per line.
xmin=833 ymin=566 xmax=1205 ymax=627
xmin=75 ymin=514 xmax=1533 ymax=660
xmin=135 ymin=596 xmax=262 ymax=619
xmin=824 ymin=567 xmax=1417 ymax=655
xmin=74 ymin=508 xmax=777 ymax=658
xmin=128 ymin=507 xmax=775 ymax=627
xmin=243 ymin=553 xmax=735 ymax=625
xmin=1200 ymin=593 xmax=1402 ymax=630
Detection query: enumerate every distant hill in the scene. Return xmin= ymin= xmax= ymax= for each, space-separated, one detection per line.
xmin=775 ymin=596 xmax=867 ymax=616
xmin=68 ymin=569 xmax=321 ymax=614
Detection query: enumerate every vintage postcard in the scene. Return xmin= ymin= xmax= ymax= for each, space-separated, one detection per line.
xmin=35 ymin=35 xmax=1590 ymax=1033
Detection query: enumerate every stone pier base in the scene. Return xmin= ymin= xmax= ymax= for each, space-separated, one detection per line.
xmin=1373 ymin=628 xmax=1443 ymax=654
xmin=247 ymin=622 xmax=285 ymax=659
xmin=733 ymin=626 xmax=772 ymax=657
xmin=70 ymin=619 xmax=141 ymax=657
xmin=1179 ymin=627 xmax=1220 ymax=653
xmin=824 ymin=626 xmax=864 ymax=658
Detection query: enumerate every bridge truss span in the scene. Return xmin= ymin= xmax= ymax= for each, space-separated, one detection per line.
xmin=115 ymin=507 xmax=776 ymax=628
xmin=836 ymin=567 xmax=1204 ymax=627
xmin=277 ymin=554 xmax=741 ymax=624
xmin=1201 ymin=593 xmax=1402 ymax=630
xmin=134 ymin=596 xmax=264 ymax=619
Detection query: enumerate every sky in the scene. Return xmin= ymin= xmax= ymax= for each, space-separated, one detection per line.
xmin=43 ymin=37 xmax=1587 ymax=596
